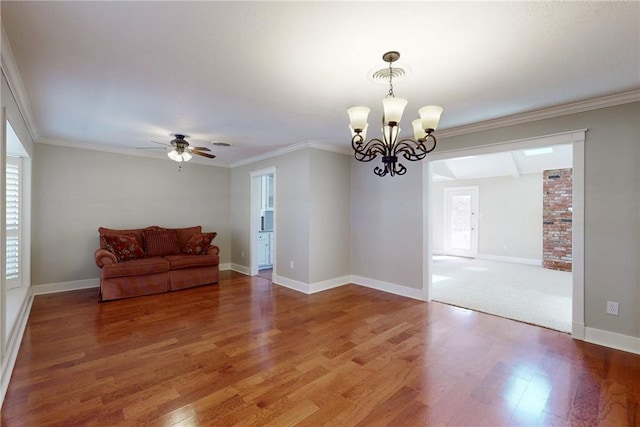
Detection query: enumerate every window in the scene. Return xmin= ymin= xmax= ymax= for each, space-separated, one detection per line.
xmin=6 ymin=155 xmax=21 ymax=289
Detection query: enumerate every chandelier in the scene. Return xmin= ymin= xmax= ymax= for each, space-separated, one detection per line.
xmin=348 ymin=51 xmax=443 ymax=177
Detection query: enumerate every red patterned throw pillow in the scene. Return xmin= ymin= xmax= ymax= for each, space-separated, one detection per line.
xmin=143 ymin=229 xmax=181 ymax=257
xmin=103 ymin=233 xmax=145 ymax=261
xmin=182 ymin=232 xmax=217 ymax=255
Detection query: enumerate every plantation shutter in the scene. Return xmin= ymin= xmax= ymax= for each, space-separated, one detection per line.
xmin=6 ymin=156 xmax=21 ymax=288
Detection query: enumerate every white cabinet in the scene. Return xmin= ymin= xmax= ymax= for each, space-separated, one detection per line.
xmin=257 ymin=232 xmax=272 ymax=268
xmin=261 ymin=174 xmax=274 ymax=211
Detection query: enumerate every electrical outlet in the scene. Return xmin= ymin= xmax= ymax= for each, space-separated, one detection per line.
xmin=241 ymin=251 xmax=245 ymax=258
xmin=290 ymin=261 xmax=294 ymax=269
xmin=606 ymin=301 xmax=619 ymax=316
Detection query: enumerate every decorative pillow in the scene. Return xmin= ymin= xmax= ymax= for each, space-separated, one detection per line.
xmin=143 ymin=229 xmax=181 ymax=257
xmin=182 ymin=232 xmax=217 ymax=255
xmin=103 ymin=233 xmax=145 ymax=262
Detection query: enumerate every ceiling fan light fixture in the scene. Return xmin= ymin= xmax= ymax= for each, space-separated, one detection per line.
xmin=167 ymin=150 xmax=180 ymax=161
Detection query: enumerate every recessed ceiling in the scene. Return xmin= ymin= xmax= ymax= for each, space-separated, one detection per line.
xmin=2 ymin=2 xmax=639 ymax=165
xmin=433 ymin=144 xmax=573 ymax=181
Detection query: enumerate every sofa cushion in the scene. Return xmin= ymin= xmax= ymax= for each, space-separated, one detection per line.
xmin=164 ymin=254 xmax=219 ymax=270
xmin=143 ymin=229 xmax=181 ymax=257
xmin=182 ymin=232 xmax=217 ymax=255
xmin=175 ymin=226 xmax=202 ymax=249
xmin=101 ymin=256 xmax=169 ymax=279
xmin=103 ymin=233 xmax=145 ymax=261
xmin=99 ymin=227 xmax=144 ymax=249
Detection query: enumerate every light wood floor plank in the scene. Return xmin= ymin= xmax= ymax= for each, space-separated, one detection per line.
xmin=2 ymin=270 xmax=640 ymax=426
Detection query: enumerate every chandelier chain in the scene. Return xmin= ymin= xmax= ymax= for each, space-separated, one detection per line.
xmin=388 ymin=60 xmax=394 ymax=97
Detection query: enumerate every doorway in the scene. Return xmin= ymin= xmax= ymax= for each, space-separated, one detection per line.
xmin=250 ymin=168 xmax=276 ymax=278
xmin=424 ymin=130 xmax=586 ymax=337
xmin=444 ymin=186 xmax=478 ymax=258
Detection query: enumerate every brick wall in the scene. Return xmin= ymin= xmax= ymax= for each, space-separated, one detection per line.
xmin=543 ymin=168 xmax=572 ymax=271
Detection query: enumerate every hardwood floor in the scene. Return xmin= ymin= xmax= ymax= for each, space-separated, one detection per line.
xmin=2 ymin=270 xmax=639 ymax=426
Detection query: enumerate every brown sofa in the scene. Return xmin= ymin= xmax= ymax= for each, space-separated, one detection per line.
xmin=94 ymin=225 xmax=219 ymax=301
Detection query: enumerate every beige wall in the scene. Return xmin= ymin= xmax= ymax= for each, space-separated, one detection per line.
xmin=432 ymin=174 xmax=543 ymax=261
xmin=230 ymin=149 xmax=310 ymax=283
xmin=230 ymin=147 xmax=351 ymax=285
xmin=32 ymin=144 xmax=231 ymax=285
xmin=309 ymin=149 xmax=351 ymax=283
xmin=350 ymin=158 xmax=424 ymax=289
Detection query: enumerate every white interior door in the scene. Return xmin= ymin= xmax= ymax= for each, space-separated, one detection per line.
xmin=444 ymin=186 xmax=478 ymax=258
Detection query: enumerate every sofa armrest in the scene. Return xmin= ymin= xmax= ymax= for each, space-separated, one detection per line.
xmin=95 ymin=248 xmax=118 ymax=268
xmin=207 ymin=245 xmax=220 ymax=256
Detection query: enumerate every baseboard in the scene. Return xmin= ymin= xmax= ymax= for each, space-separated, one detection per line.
xmin=584 ymin=327 xmax=640 ymax=355
xmin=32 ymin=278 xmax=99 ymax=295
xmin=271 ymin=275 xmax=350 ymax=294
xmin=273 ymin=275 xmax=310 ymax=293
xmin=477 ymin=254 xmax=542 ymax=266
xmin=572 ymin=321 xmax=585 ymax=340
xmin=219 ymin=262 xmax=232 ymax=271
xmin=350 ymin=275 xmax=427 ymax=301
xmin=308 ymin=276 xmax=351 ymax=293
xmin=1 ymin=289 xmax=34 ymax=406
xmin=229 ymin=263 xmax=250 ymax=275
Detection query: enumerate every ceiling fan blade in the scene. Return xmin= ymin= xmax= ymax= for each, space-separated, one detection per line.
xmin=191 ymin=150 xmax=216 ymax=159
xmin=190 ymin=146 xmax=211 ymax=151
xmin=150 ymin=140 xmax=171 ymax=146
xmin=136 ymin=147 xmax=167 ymax=150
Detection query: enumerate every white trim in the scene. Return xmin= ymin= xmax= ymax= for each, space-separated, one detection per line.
xmin=1 ymin=290 xmax=33 ymax=405
xmin=273 ymin=274 xmax=310 ymax=294
xmin=572 ymin=321 xmax=585 ymax=341
xmin=32 ymin=278 xmax=99 ymax=295
xmin=309 ymin=276 xmax=350 ymax=294
xmin=477 ymin=254 xmax=542 ymax=266
xmin=37 ymin=137 xmax=229 ymax=167
xmin=437 ymin=90 xmax=640 ymax=139
xmin=250 ymin=167 xmax=276 ymax=277
xmin=1 ymin=28 xmax=40 ymax=143
xmin=218 ymin=262 xmax=232 ymax=271
xmin=584 ymin=327 xmax=640 ymax=355
xmin=430 ymin=129 xmax=588 ymax=160
xmin=231 ymin=140 xmax=351 ymax=168
xmin=351 ymin=275 xmax=427 ymax=301
xmin=272 ymin=275 xmax=350 ymax=294
xmin=229 ymin=263 xmax=250 ymax=275
xmin=422 ymin=162 xmax=433 ymax=301
xmin=571 ymin=133 xmax=586 ymax=339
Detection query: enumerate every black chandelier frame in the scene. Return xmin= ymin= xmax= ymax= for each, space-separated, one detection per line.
xmin=351 ymin=125 xmax=437 ymax=177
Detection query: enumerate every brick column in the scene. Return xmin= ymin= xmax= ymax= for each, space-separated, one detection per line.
xmin=543 ymin=169 xmax=572 ymax=271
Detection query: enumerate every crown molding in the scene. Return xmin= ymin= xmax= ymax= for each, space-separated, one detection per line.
xmin=229 ymin=140 xmax=351 ymax=168
xmin=1 ymin=26 xmax=40 ymax=143
xmin=37 ymin=137 xmax=231 ymax=168
xmin=437 ymin=89 xmax=640 ymax=139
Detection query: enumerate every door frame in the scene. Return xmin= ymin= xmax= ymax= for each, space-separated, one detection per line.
xmin=249 ymin=167 xmax=276 ymax=277
xmin=444 ymin=186 xmax=479 ymax=258
xmin=423 ymin=129 xmax=586 ymax=339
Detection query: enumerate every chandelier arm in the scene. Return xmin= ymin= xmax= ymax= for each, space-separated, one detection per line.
xmin=393 ymin=139 xmax=427 ymax=161
xmin=394 ymin=162 xmax=407 ymax=176
xmin=394 ymin=134 xmax=438 ymax=161
xmin=352 ymin=136 xmax=387 ymax=162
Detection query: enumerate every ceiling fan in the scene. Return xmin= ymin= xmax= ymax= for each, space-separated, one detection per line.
xmin=139 ymin=133 xmax=216 ymax=163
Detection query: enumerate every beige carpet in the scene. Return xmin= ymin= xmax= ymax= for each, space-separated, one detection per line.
xmin=431 ymin=256 xmax=572 ymax=332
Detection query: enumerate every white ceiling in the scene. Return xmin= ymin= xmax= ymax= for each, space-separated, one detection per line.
xmin=432 ymin=143 xmax=573 ymax=181
xmin=2 ymin=2 xmax=639 ymax=166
